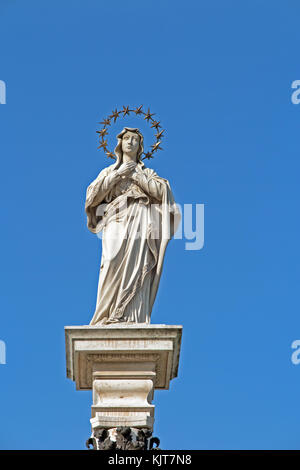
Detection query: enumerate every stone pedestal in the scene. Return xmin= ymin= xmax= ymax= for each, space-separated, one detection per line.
xmin=65 ymin=324 xmax=182 ymax=450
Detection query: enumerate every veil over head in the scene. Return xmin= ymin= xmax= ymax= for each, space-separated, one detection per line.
xmin=114 ymin=127 xmax=145 ymax=169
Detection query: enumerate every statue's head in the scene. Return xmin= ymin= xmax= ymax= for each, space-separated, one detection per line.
xmin=114 ymin=127 xmax=144 ymax=166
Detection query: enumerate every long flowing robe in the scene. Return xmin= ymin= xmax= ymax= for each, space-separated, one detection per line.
xmin=85 ymin=161 xmax=180 ymax=325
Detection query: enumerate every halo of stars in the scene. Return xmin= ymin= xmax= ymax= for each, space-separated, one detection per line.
xmin=97 ymin=105 xmax=165 ymax=160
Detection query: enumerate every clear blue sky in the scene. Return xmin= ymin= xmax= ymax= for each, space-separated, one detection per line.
xmin=1 ymin=0 xmax=300 ymax=450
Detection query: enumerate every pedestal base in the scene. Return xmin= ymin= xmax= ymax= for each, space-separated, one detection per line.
xmin=65 ymin=324 xmax=182 ymax=448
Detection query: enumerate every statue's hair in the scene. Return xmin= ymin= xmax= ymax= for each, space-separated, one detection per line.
xmin=114 ymin=127 xmax=145 ymax=169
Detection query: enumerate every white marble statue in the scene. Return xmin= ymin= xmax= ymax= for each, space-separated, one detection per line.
xmin=85 ymin=127 xmax=180 ymax=325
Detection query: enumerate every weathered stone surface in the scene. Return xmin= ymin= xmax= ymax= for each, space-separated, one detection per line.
xmin=65 ymin=324 xmax=182 ymax=390
xmin=65 ymin=324 xmax=182 ymax=433
xmin=86 ymin=426 xmax=160 ymax=450
xmin=85 ymin=127 xmax=181 ymax=326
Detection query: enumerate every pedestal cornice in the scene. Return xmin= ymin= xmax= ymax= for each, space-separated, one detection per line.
xmin=65 ymin=324 xmax=182 ymax=390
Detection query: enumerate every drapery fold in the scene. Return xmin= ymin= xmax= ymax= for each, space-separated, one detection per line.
xmin=85 ymin=162 xmax=180 ymax=325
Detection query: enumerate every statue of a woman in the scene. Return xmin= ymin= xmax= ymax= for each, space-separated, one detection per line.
xmin=85 ymin=127 xmax=180 ymax=325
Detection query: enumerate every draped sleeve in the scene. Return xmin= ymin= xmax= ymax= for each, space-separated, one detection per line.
xmin=85 ymin=165 xmax=121 ymax=233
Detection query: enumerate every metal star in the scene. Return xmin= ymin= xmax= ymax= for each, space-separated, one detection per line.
xmin=96 ymin=128 xmax=108 ymax=137
xmin=109 ymin=108 xmax=121 ymax=123
xmin=106 ymin=151 xmax=115 ymax=159
xmin=97 ymin=106 xmax=164 ymax=161
xmin=134 ymin=105 xmax=143 ymax=115
xmin=122 ymin=105 xmax=130 ymax=117
xmin=99 ymin=118 xmax=111 ymax=127
xmin=151 ymin=141 xmax=163 ymax=152
xmin=150 ymin=120 xmax=161 ymax=130
xmin=155 ymin=129 xmax=165 ymax=140
xmin=144 ymin=108 xmax=155 ymax=122
xmin=98 ymin=139 xmax=108 ymax=150
xmin=143 ymin=152 xmax=154 ymax=160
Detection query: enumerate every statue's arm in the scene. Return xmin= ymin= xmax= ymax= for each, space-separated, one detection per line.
xmin=101 ymin=169 xmax=122 ymax=192
xmin=86 ymin=169 xmax=122 ymax=207
xmin=130 ymin=169 xmax=164 ymax=201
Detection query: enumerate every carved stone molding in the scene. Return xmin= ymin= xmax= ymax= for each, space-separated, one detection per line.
xmin=65 ymin=324 xmax=182 ymax=390
xmin=87 ymin=352 xmax=161 ymax=387
xmin=86 ymin=427 xmax=160 ymax=451
xmin=65 ymin=325 xmax=182 ymax=443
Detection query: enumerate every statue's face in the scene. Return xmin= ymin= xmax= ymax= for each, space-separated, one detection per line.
xmin=121 ymin=131 xmax=140 ymax=160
